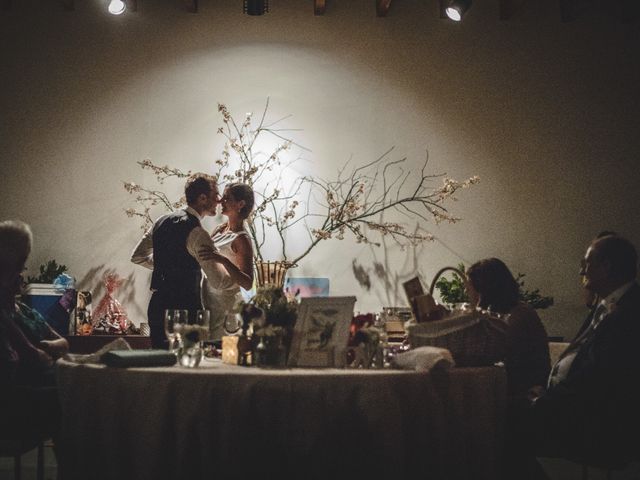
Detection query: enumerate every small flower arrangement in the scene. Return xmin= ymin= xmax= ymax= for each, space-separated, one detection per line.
xmin=236 ymin=285 xmax=298 ymax=367
xmin=239 ymin=285 xmax=298 ymax=337
xmin=348 ymin=313 xmax=387 ymax=368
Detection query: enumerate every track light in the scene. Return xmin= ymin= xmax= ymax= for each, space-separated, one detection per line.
xmin=445 ymin=0 xmax=471 ymax=21
xmin=244 ymin=0 xmax=269 ymax=15
xmin=108 ymin=0 xmax=126 ymax=15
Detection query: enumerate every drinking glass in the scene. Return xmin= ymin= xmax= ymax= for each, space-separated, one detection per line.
xmin=195 ymin=309 xmax=211 ymax=332
xmin=450 ymin=302 xmax=472 ymax=314
xmin=164 ymin=309 xmax=188 ymax=354
xmin=176 ymin=309 xmax=210 ymax=368
xmin=223 ymin=310 xmax=242 ymax=335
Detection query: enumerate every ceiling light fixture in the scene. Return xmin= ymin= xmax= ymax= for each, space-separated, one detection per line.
xmin=108 ymin=0 xmax=126 ymax=15
xmin=244 ymin=0 xmax=269 ymax=15
xmin=445 ymin=0 xmax=471 ymax=21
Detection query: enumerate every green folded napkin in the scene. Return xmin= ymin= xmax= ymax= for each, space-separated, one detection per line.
xmin=102 ymin=349 xmax=177 ymax=368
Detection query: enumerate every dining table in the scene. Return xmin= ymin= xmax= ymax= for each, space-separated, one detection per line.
xmin=56 ymin=357 xmax=507 ymax=480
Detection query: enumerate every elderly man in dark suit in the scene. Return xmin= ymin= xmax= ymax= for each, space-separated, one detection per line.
xmin=508 ymin=234 xmax=640 ymax=478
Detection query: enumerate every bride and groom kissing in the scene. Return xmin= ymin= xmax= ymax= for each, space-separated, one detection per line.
xmin=131 ymin=173 xmax=254 ymax=348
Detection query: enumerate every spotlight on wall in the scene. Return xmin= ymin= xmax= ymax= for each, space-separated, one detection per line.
xmin=445 ymin=0 xmax=471 ymax=21
xmin=243 ymin=0 xmax=269 ymax=15
xmin=108 ymin=0 xmax=126 ymax=15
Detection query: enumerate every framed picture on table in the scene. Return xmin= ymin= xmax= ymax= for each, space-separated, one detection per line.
xmin=402 ymin=277 xmax=425 ymax=320
xmin=288 ymin=296 xmax=356 ymax=368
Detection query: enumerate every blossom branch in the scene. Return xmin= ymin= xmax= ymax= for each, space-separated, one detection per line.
xmin=125 ymin=98 xmax=479 ymax=270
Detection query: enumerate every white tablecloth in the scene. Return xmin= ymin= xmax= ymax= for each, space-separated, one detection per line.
xmin=56 ymin=358 xmax=506 ymax=480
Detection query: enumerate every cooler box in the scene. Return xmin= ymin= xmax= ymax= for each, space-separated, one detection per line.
xmin=24 ymin=283 xmax=63 ymax=314
xmin=23 ymin=283 xmax=67 ymax=333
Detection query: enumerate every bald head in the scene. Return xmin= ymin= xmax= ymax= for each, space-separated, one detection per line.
xmin=582 ymin=235 xmax=637 ymax=297
xmin=591 ymin=235 xmax=637 ymax=283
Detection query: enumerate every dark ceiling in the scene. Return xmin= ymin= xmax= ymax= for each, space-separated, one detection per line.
xmin=2 ymin=0 xmax=638 ymax=23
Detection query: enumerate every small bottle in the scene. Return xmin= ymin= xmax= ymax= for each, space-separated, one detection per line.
xmin=374 ymin=313 xmax=389 ymax=368
xmin=276 ymin=334 xmax=287 ymax=368
xmin=74 ymin=291 xmax=93 ymax=336
xmin=254 ymin=336 xmax=267 ymax=367
xmin=374 ymin=343 xmax=384 ymax=369
xmin=237 ymin=335 xmax=252 ymax=366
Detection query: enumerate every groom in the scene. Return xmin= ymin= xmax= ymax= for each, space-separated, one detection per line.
xmin=131 ymin=173 xmax=233 ymax=348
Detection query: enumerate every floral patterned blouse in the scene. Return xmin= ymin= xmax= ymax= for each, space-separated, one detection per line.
xmin=11 ymin=302 xmax=51 ymax=344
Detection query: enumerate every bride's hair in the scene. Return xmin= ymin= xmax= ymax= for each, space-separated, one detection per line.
xmin=226 ymin=183 xmax=255 ymax=219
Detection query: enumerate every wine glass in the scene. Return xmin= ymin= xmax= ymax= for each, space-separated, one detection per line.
xmin=164 ymin=309 xmax=188 ymax=354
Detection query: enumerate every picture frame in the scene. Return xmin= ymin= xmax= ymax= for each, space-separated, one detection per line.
xmin=288 ymin=296 xmax=356 ymax=368
xmin=284 ymin=277 xmax=330 ymax=297
xmin=402 ymin=277 xmax=424 ymax=320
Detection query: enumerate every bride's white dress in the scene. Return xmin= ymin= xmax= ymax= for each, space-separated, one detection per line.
xmin=201 ymin=230 xmax=247 ymax=340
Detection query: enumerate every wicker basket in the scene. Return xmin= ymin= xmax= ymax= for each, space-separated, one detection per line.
xmin=254 ymin=261 xmax=294 ymax=288
xmin=408 ymin=312 xmax=508 ymax=367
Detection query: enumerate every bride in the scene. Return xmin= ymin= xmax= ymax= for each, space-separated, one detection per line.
xmin=199 ymin=183 xmax=255 ymax=339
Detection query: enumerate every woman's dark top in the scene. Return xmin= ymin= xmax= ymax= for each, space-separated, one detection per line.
xmin=505 ymin=302 xmax=551 ymax=400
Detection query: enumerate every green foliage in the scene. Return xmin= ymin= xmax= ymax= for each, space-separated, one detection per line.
xmin=434 ymin=263 xmax=469 ymax=305
xmin=515 ymin=274 xmax=555 ymax=309
xmin=27 ymin=260 xmax=68 ymax=284
xmin=434 ymin=264 xmax=554 ymax=310
xmin=247 ymin=286 xmax=298 ymax=330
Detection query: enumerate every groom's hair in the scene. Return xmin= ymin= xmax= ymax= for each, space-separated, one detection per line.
xmin=185 ymin=173 xmax=216 ymax=205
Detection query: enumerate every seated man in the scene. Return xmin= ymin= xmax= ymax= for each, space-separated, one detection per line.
xmin=512 ymin=234 xmax=640 ymax=476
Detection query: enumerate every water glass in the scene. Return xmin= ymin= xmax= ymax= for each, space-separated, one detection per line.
xmin=195 ymin=309 xmax=211 ymax=331
xmin=176 ymin=309 xmax=210 ymax=368
xmin=164 ymin=309 xmax=188 ymax=354
xmin=223 ymin=311 xmax=242 ymax=334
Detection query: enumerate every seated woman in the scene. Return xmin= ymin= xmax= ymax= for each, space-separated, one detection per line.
xmin=465 ymin=258 xmax=550 ymax=403
xmin=200 ymin=183 xmax=255 ymax=339
xmin=0 ymin=220 xmax=63 ymax=447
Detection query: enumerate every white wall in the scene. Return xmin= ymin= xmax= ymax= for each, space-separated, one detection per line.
xmin=1 ymin=0 xmax=639 ymax=339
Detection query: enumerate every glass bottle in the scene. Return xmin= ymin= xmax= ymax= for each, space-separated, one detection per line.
xmin=254 ymin=335 xmax=267 ymax=367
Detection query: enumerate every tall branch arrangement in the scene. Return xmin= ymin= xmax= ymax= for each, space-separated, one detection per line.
xmin=124 ymin=99 xmax=479 ymax=266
